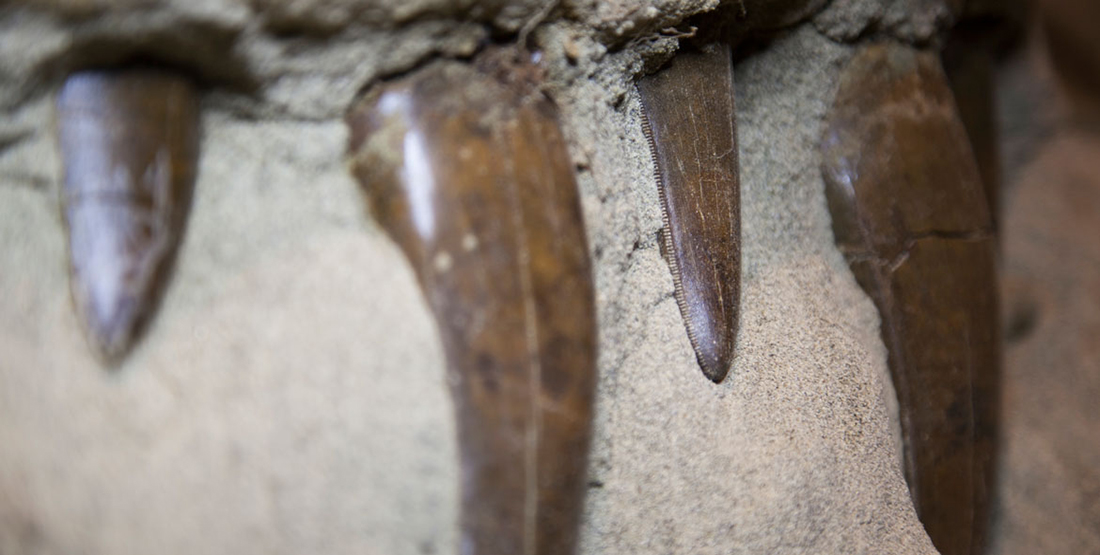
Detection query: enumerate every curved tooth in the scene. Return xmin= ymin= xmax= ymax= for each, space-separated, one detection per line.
xmin=57 ymin=69 xmax=200 ymax=364
xmin=943 ymin=23 xmax=1005 ymax=232
xmin=346 ymin=51 xmax=597 ymax=555
xmin=637 ymin=42 xmax=741 ymax=383
xmin=820 ymin=43 xmax=999 ymax=555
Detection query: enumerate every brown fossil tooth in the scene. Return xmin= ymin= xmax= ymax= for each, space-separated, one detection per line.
xmin=1041 ymin=0 xmax=1100 ymax=123
xmin=637 ymin=42 xmax=740 ymax=383
xmin=56 ymin=69 xmax=200 ymax=363
xmin=820 ymin=43 xmax=999 ymax=555
xmin=346 ymin=51 xmax=597 ymax=555
xmin=943 ymin=16 xmax=1019 ymax=233
xmin=943 ymin=33 xmax=1000 ymax=229
xmin=724 ymin=0 xmax=829 ymax=34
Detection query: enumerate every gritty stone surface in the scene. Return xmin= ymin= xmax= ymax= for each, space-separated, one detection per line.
xmin=813 ymin=0 xmax=956 ymax=44
xmin=0 ymin=1 xmax=937 ymax=554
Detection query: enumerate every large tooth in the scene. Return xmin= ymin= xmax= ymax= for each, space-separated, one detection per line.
xmin=723 ymin=0 xmax=829 ymax=33
xmin=346 ymin=51 xmax=597 ymax=555
xmin=56 ymin=69 xmax=200 ymax=364
xmin=943 ymin=24 xmax=1005 ymax=232
xmin=820 ymin=43 xmax=999 ymax=555
xmin=637 ymin=42 xmax=740 ymax=383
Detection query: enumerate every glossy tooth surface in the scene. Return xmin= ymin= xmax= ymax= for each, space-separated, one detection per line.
xmin=347 ymin=52 xmax=597 ymax=555
xmin=821 ymin=43 xmax=999 ymax=555
xmin=57 ymin=70 xmax=200 ymax=363
xmin=637 ymin=42 xmax=741 ymax=383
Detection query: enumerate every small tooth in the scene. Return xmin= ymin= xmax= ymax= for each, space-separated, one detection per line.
xmin=346 ymin=48 xmax=597 ymax=555
xmin=637 ymin=42 xmax=741 ymax=383
xmin=56 ymin=69 xmax=200 ymax=364
xmin=820 ymin=43 xmax=998 ymax=555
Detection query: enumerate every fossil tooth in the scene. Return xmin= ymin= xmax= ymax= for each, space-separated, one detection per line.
xmin=56 ymin=69 xmax=200 ymax=363
xmin=723 ymin=0 xmax=829 ymax=34
xmin=347 ymin=51 xmax=597 ymax=555
xmin=821 ymin=43 xmax=999 ymax=555
xmin=637 ymin=42 xmax=741 ymax=383
xmin=943 ymin=24 xmax=1009 ymax=232
xmin=1041 ymin=0 xmax=1100 ymax=120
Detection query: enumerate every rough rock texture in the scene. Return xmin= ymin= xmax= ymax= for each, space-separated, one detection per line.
xmin=813 ymin=0 xmax=957 ymax=44
xmin=0 ymin=1 xmax=938 ymax=554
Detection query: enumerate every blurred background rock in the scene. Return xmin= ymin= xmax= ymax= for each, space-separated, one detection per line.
xmin=991 ymin=0 xmax=1100 ymax=551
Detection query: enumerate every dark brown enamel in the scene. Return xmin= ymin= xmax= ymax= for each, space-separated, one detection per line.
xmin=943 ymin=7 xmax=1022 ymax=234
xmin=705 ymin=0 xmax=828 ymax=37
xmin=347 ymin=53 xmax=597 ymax=555
xmin=637 ymin=42 xmax=740 ymax=383
xmin=943 ymin=28 xmax=1002 ymax=231
xmin=57 ymin=69 xmax=200 ymax=363
xmin=821 ymin=44 xmax=999 ymax=555
xmin=1041 ymin=0 xmax=1100 ymax=122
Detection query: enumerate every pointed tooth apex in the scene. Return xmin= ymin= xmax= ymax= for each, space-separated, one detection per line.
xmin=637 ymin=42 xmax=742 ymax=383
xmin=65 ymin=203 xmax=145 ymax=362
xmin=57 ymin=69 xmax=200 ymax=364
xmin=695 ymin=332 xmax=734 ymax=384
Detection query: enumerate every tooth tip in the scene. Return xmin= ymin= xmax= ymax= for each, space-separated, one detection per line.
xmin=697 ymin=346 xmax=733 ymax=383
xmin=57 ymin=68 xmax=198 ymax=366
xmin=76 ymin=299 xmax=141 ymax=364
xmin=685 ymin=309 xmax=737 ymax=383
xmin=90 ymin=340 xmax=132 ymax=366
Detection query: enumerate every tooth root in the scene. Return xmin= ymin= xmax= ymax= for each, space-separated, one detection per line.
xmin=56 ymin=69 xmax=200 ymax=364
xmin=637 ymin=42 xmax=741 ymax=383
xmin=346 ymin=50 xmax=597 ymax=555
xmin=820 ymin=43 xmax=999 ymax=555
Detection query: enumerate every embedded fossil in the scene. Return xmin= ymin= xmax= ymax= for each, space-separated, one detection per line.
xmin=637 ymin=42 xmax=741 ymax=383
xmin=821 ymin=43 xmax=999 ymax=555
xmin=346 ymin=50 xmax=597 ymax=555
xmin=943 ymin=5 xmax=1022 ymax=232
xmin=722 ymin=0 xmax=830 ymax=34
xmin=56 ymin=69 xmax=200 ymax=363
xmin=943 ymin=33 xmax=1001 ymax=229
